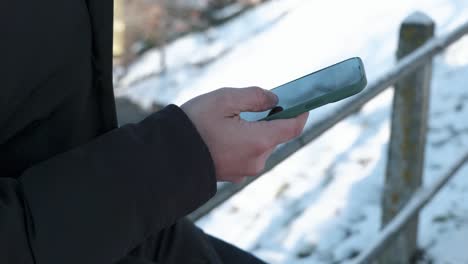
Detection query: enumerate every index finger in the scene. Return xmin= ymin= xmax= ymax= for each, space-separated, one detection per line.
xmin=250 ymin=112 xmax=309 ymax=147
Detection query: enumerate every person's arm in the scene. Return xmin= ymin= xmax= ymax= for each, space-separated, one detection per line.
xmin=1 ymin=105 xmax=216 ymax=264
xmin=0 ymin=87 xmax=307 ymax=264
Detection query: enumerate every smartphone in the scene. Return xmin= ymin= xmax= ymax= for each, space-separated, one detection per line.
xmin=240 ymin=57 xmax=367 ymax=121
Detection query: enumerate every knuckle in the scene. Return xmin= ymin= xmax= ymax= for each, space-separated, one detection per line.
xmin=293 ymin=122 xmax=303 ymax=137
xmin=251 ymin=87 xmax=266 ymax=108
xmin=251 ymin=86 xmax=264 ymax=94
xmin=247 ymin=160 xmax=265 ymax=176
xmin=283 ymin=121 xmax=302 ymax=139
xmin=217 ymin=87 xmax=230 ymax=96
xmin=217 ymin=88 xmax=233 ymax=104
xmin=252 ymin=139 xmax=270 ymax=155
xmin=219 ymin=87 xmax=231 ymax=93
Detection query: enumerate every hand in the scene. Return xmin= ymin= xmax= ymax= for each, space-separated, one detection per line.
xmin=181 ymin=87 xmax=309 ymax=183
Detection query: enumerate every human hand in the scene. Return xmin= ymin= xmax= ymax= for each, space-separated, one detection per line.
xmin=181 ymin=87 xmax=309 ymax=183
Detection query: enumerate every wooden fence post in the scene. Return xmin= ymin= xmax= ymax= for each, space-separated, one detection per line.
xmin=380 ymin=12 xmax=434 ymax=264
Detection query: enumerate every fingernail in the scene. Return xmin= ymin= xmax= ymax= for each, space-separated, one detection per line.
xmin=264 ymin=89 xmax=278 ymax=104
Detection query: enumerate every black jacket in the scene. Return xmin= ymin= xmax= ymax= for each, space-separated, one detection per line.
xmin=0 ymin=1 xmax=216 ymax=263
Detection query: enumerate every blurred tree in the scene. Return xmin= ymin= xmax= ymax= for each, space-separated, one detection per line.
xmin=113 ymin=0 xmax=267 ymax=66
xmin=113 ymin=0 xmax=126 ymax=61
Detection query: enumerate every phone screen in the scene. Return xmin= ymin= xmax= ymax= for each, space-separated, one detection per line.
xmin=241 ymin=58 xmax=363 ymax=121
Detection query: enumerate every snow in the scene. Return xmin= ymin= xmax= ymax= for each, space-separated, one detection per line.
xmin=115 ymin=0 xmax=297 ymax=108
xmin=404 ymin=11 xmax=435 ymax=26
xmin=116 ymin=0 xmax=468 ymax=263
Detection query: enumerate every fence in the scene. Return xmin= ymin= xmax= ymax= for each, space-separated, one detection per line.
xmin=189 ymin=11 xmax=468 ymax=263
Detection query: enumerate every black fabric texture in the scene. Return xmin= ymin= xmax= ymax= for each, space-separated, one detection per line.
xmin=0 ymin=0 xmax=267 ymax=263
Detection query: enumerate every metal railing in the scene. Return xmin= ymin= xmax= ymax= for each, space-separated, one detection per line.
xmin=189 ymin=11 xmax=468 ymax=263
xmin=351 ymin=152 xmax=468 ymax=264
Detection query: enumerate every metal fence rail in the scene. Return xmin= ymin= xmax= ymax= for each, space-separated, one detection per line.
xmin=190 ymin=16 xmax=468 ymax=222
xmin=351 ymin=151 xmax=468 ymax=264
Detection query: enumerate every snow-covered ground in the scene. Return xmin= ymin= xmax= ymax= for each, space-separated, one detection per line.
xmin=116 ymin=0 xmax=468 ymax=263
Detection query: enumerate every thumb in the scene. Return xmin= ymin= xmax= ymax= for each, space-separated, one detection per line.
xmin=227 ymin=87 xmax=278 ymax=113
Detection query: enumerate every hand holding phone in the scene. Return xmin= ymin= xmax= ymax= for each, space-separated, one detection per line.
xmin=240 ymin=57 xmax=367 ymax=121
xmin=181 ymin=87 xmax=308 ymax=183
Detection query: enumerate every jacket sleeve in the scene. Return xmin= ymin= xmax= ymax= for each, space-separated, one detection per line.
xmin=1 ymin=105 xmax=217 ymax=264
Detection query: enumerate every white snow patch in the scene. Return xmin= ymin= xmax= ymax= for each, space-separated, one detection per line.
xmin=404 ymin=11 xmax=435 ymax=25
xmin=117 ymin=0 xmax=468 ymax=262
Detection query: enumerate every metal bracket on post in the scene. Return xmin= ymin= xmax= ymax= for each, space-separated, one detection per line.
xmin=379 ymin=11 xmax=434 ymax=264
